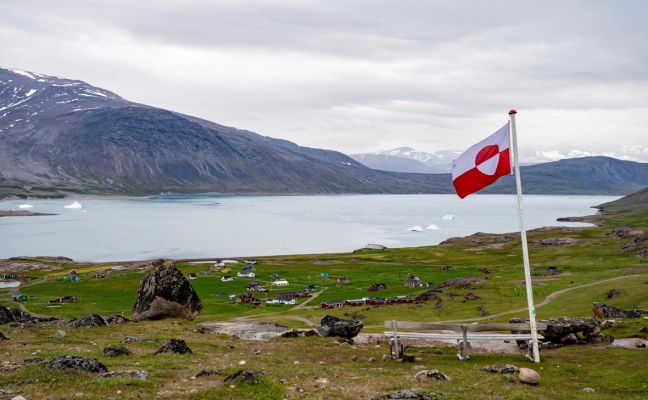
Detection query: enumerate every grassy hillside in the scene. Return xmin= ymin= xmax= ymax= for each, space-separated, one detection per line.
xmin=1 ymin=189 xmax=648 ymax=399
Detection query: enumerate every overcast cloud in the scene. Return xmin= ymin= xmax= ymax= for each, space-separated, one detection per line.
xmin=1 ymin=0 xmax=647 ymax=155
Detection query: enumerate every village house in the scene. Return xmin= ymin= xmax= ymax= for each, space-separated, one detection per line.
xmin=305 ymin=284 xmax=316 ymax=292
xmin=368 ymin=283 xmax=387 ymax=292
xmin=188 ymin=273 xmax=197 ymax=280
xmin=237 ymin=271 xmax=255 ymax=278
xmin=270 ymin=273 xmax=281 ymax=281
xmin=365 ymin=244 xmax=387 ymax=250
xmin=404 ymin=276 xmax=428 ymax=288
xmin=243 ymin=259 xmax=256 ymax=264
xmin=239 ymin=293 xmax=261 ymax=305
xmin=246 ymin=282 xmax=268 ymax=292
xmin=242 ymin=265 xmax=255 ymax=271
xmin=272 ymin=279 xmax=289 ymax=287
xmin=320 ymin=300 xmax=345 ymax=309
xmin=336 ymin=277 xmax=350 ymax=285
xmin=12 ymin=293 xmax=28 ymax=302
xmin=221 ymin=275 xmax=234 ymax=282
xmin=344 ymin=299 xmax=364 ymax=307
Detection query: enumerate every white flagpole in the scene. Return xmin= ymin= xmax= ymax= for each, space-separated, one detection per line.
xmin=509 ymin=109 xmax=541 ymax=363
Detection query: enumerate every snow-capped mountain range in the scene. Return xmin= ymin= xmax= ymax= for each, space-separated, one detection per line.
xmin=352 ymin=146 xmax=648 ymax=173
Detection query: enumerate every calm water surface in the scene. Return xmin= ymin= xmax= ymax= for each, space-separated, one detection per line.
xmin=0 ymin=194 xmax=616 ymax=262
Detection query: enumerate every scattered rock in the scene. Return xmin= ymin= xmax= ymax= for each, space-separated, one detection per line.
xmin=600 ymin=319 xmax=620 ymax=329
xmin=640 ymin=326 xmax=648 ymax=334
xmin=463 ymin=292 xmax=479 ymax=301
xmin=122 ymin=335 xmax=140 ymax=343
xmin=53 ymin=330 xmax=66 ymax=339
xmin=382 ymin=354 xmax=390 ymax=362
xmin=582 ymin=387 xmax=596 ymax=393
xmin=103 ymin=345 xmax=131 ymax=357
xmin=317 ymin=315 xmax=363 ymax=339
xmin=68 ymin=314 xmax=107 ymax=328
xmin=100 ymin=370 xmax=147 ymax=380
xmin=105 ymin=314 xmax=131 ymax=324
xmin=154 ymin=339 xmax=192 ymax=355
xmin=481 ymin=364 xmax=519 ymax=374
xmin=637 ymin=248 xmax=648 ymax=258
xmin=546 ymin=266 xmax=561 ymax=275
xmin=607 ymin=227 xmax=644 ymax=239
xmin=278 ymin=329 xmax=321 ymax=338
xmin=0 ymin=305 xmax=55 ymax=325
xmin=0 ymin=358 xmax=45 ymax=372
xmin=44 ymin=355 xmax=108 ymax=374
xmin=530 ymin=237 xmax=578 ymax=246
xmin=350 ymin=355 xmax=357 ymax=361
xmin=518 ymin=368 xmax=540 ymax=385
xmin=132 ymin=259 xmax=203 ymax=321
xmin=415 ymin=369 xmax=449 ymax=382
xmin=560 ymin=333 xmax=578 ymax=345
xmin=224 ymin=369 xmax=264 ymax=384
xmin=593 ymin=303 xmax=648 ymax=319
xmin=0 ymin=331 xmax=8 ymax=340
xmin=11 ymin=396 xmax=27 ymax=400
xmin=315 ymin=377 xmax=329 ymax=386
xmin=371 ymin=389 xmax=442 ymax=400
xmin=607 ymin=288 xmax=620 ymax=299
xmin=195 ymin=369 xmax=220 ymax=378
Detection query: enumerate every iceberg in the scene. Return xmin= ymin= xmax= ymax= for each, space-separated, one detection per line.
xmin=18 ymin=204 xmax=34 ymax=209
xmin=442 ymin=214 xmax=454 ymax=221
xmin=64 ymin=201 xmax=83 ymax=209
xmin=426 ymin=224 xmax=441 ymax=230
xmin=408 ymin=225 xmax=423 ymax=232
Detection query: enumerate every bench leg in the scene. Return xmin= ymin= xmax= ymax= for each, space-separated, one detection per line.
xmin=525 ymin=339 xmax=538 ymax=362
xmin=456 ymin=339 xmax=471 ymax=361
xmin=390 ymin=337 xmax=403 ymax=360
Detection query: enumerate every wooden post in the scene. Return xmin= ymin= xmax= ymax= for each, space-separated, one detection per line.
xmin=391 ymin=320 xmax=401 ymax=359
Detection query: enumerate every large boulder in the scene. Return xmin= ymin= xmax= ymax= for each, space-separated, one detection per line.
xmin=317 ymin=315 xmax=363 ymax=339
xmin=103 ymin=345 xmax=131 ymax=357
xmin=592 ymin=303 xmax=648 ymax=319
xmin=154 ymin=338 xmax=192 ymax=355
xmin=68 ymin=314 xmax=107 ymax=328
xmin=132 ymin=260 xmax=202 ymax=321
xmin=518 ymin=368 xmax=540 ymax=385
xmin=510 ymin=317 xmax=604 ymax=344
xmin=44 ymin=356 xmax=108 ymax=374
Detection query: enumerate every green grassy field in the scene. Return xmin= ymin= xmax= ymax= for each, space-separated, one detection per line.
xmin=1 ymin=193 xmax=648 ymax=399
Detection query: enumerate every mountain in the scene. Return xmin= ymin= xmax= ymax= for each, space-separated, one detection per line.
xmin=351 ymin=147 xmax=460 ymax=173
xmin=353 ymin=146 xmax=648 ymax=174
xmin=0 ymin=68 xmax=452 ymax=196
xmin=597 ymin=186 xmax=648 ymax=214
xmin=1 ymin=67 xmax=648 ymax=197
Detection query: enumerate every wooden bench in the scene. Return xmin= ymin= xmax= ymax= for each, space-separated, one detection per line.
xmin=384 ymin=320 xmax=546 ymax=361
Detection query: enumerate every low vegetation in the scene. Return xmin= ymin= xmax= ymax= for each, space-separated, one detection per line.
xmin=1 ymin=192 xmax=648 ymax=399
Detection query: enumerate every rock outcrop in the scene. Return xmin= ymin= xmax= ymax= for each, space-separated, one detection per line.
xmin=68 ymin=314 xmax=107 ymax=328
xmin=154 ymin=339 xmax=192 ymax=355
xmin=0 ymin=331 xmax=8 ymax=340
xmin=592 ymin=303 xmax=648 ymax=319
xmin=0 ymin=306 xmax=55 ymax=325
xmin=317 ymin=315 xmax=363 ymax=339
xmin=100 ymin=370 xmax=147 ymax=380
xmin=103 ymin=345 xmax=131 ymax=357
xmin=224 ymin=369 xmax=264 ymax=384
xmin=44 ymin=356 xmax=108 ymax=374
xmin=372 ymin=390 xmax=442 ymax=400
xmin=510 ymin=317 xmax=610 ymax=345
xmin=481 ymin=364 xmax=519 ymax=374
xmin=414 ymin=369 xmax=449 ymax=382
xmin=132 ymin=260 xmax=202 ymax=321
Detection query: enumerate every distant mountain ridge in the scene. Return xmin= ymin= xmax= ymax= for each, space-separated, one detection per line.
xmin=352 ymin=146 xmax=648 ymax=174
xmin=1 ymin=67 xmax=648 ymax=197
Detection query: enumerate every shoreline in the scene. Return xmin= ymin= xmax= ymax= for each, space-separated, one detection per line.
xmin=0 ymin=210 xmax=57 ymax=217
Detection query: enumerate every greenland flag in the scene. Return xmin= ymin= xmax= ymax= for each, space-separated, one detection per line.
xmin=452 ymin=123 xmax=512 ymax=198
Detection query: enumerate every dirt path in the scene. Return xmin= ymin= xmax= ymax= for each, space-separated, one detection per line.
xmin=435 ymin=274 xmax=643 ymax=323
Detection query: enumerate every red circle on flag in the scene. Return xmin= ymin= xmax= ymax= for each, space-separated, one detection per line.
xmin=475 ymin=145 xmax=499 ymax=165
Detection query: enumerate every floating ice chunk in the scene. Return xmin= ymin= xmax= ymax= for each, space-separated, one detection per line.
xmin=426 ymin=224 xmax=441 ymax=230
xmin=64 ymin=201 xmax=83 ymax=209
xmin=409 ymin=225 xmax=423 ymax=232
xmin=442 ymin=214 xmax=454 ymax=220
xmin=18 ymin=204 xmax=34 ymax=209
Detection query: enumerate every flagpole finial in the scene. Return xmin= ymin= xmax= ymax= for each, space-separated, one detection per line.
xmin=508 ymin=109 xmax=517 ymax=115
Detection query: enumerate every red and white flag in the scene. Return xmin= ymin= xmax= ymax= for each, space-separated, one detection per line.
xmin=452 ymin=123 xmax=512 ymax=198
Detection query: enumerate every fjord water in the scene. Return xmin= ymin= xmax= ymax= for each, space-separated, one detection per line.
xmin=0 ymin=195 xmax=616 ymax=262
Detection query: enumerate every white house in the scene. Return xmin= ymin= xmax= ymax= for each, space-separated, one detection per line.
xmin=237 ymin=272 xmax=255 ymax=278
xmin=272 ymin=279 xmax=289 ymax=287
xmin=221 ymin=276 xmax=234 ymax=282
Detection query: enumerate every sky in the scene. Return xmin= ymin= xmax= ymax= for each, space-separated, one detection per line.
xmin=1 ymin=0 xmax=647 ymax=156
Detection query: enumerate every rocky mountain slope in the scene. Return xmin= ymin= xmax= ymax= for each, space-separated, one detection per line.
xmin=1 ymin=67 xmax=647 ymax=197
